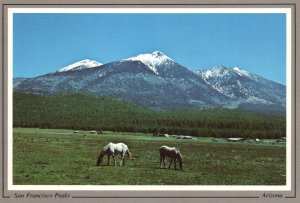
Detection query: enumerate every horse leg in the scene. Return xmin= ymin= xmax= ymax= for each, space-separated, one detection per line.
xmin=160 ymin=156 xmax=165 ymax=168
xmin=163 ymin=156 xmax=167 ymax=168
xmin=120 ymin=154 xmax=125 ymax=166
xmin=169 ymin=158 xmax=173 ymax=169
xmin=107 ymin=155 xmax=110 ymax=165
xmin=112 ymin=154 xmax=116 ymax=166
xmin=123 ymin=153 xmax=126 ymax=166
xmin=174 ymin=158 xmax=177 ymax=170
xmin=160 ymin=156 xmax=163 ymax=168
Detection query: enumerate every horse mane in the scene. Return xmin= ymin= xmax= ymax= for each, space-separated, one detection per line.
xmin=100 ymin=144 xmax=109 ymax=154
xmin=176 ymin=149 xmax=182 ymax=158
xmin=103 ymin=144 xmax=109 ymax=149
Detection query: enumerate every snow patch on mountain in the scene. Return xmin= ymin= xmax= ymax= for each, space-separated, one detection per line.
xmin=233 ymin=67 xmax=251 ymax=77
xmin=245 ymin=96 xmax=271 ymax=104
xmin=198 ymin=66 xmax=253 ymax=80
xmin=236 ymin=80 xmax=250 ymax=95
xmin=199 ymin=66 xmax=230 ymax=79
xmin=122 ymin=51 xmax=174 ymax=75
xmin=57 ymin=59 xmax=102 ymax=72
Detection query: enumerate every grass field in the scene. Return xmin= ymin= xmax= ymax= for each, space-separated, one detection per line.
xmin=13 ymin=128 xmax=286 ymax=185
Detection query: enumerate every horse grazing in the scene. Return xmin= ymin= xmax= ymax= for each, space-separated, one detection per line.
xmin=159 ymin=145 xmax=183 ymax=170
xmin=96 ymin=142 xmax=131 ymax=166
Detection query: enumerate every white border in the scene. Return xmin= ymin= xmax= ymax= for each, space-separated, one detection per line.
xmin=7 ymin=7 xmax=292 ymax=191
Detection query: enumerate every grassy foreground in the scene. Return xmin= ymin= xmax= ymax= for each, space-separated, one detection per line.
xmin=13 ymin=128 xmax=286 ymax=185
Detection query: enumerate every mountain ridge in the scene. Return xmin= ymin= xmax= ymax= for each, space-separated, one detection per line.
xmin=13 ymin=51 xmax=286 ymax=115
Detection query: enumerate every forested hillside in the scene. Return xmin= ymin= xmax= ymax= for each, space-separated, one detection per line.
xmin=13 ymin=93 xmax=286 ymax=139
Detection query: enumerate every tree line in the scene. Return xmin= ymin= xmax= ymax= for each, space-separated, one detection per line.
xmin=13 ymin=92 xmax=286 ymax=139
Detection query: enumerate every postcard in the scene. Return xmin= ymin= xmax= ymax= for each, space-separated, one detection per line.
xmin=0 ymin=0 xmax=298 ymax=202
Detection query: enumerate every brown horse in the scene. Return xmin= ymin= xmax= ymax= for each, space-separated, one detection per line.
xmin=159 ymin=145 xmax=183 ymax=170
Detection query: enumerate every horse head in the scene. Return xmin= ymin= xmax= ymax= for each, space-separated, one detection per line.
xmin=96 ymin=151 xmax=105 ymax=166
xmin=176 ymin=150 xmax=183 ymax=170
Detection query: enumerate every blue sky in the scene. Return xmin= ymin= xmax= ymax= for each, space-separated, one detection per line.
xmin=13 ymin=13 xmax=286 ymax=84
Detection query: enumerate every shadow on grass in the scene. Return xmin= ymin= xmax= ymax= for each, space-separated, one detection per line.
xmin=95 ymin=164 xmax=128 ymax=167
xmin=154 ymin=166 xmax=185 ymax=172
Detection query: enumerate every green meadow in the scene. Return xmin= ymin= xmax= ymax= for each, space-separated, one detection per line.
xmin=13 ymin=128 xmax=286 ymax=185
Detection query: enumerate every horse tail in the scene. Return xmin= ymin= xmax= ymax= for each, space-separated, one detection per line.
xmin=126 ymin=150 xmax=132 ymax=158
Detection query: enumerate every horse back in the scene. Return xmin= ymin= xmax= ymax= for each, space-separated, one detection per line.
xmin=159 ymin=146 xmax=177 ymax=157
xmin=120 ymin=143 xmax=128 ymax=150
xmin=113 ymin=143 xmax=129 ymax=153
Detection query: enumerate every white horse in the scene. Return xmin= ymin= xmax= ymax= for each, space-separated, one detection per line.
xmin=96 ymin=142 xmax=131 ymax=166
xmin=159 ymin=145 xmax=183 ymax=170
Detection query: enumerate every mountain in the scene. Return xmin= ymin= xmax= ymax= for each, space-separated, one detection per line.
xmin=195 ymin=66 xmax=286 ymax=114
xmin=121 ymin=51 xmax=174 ymax=75
xmin=56 ymin=59 xmax=102 ymax=72
xmin=13 ymin=51 xmax=286 ymax=114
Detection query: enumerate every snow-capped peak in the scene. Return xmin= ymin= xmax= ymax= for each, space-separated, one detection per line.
xmin=232 ymin=67 xmax=251 ymax=77
xmin=122 ymin=51 xmax=174 ymax=74
xmin=57 ymin=59 xmax=102 ymax=72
